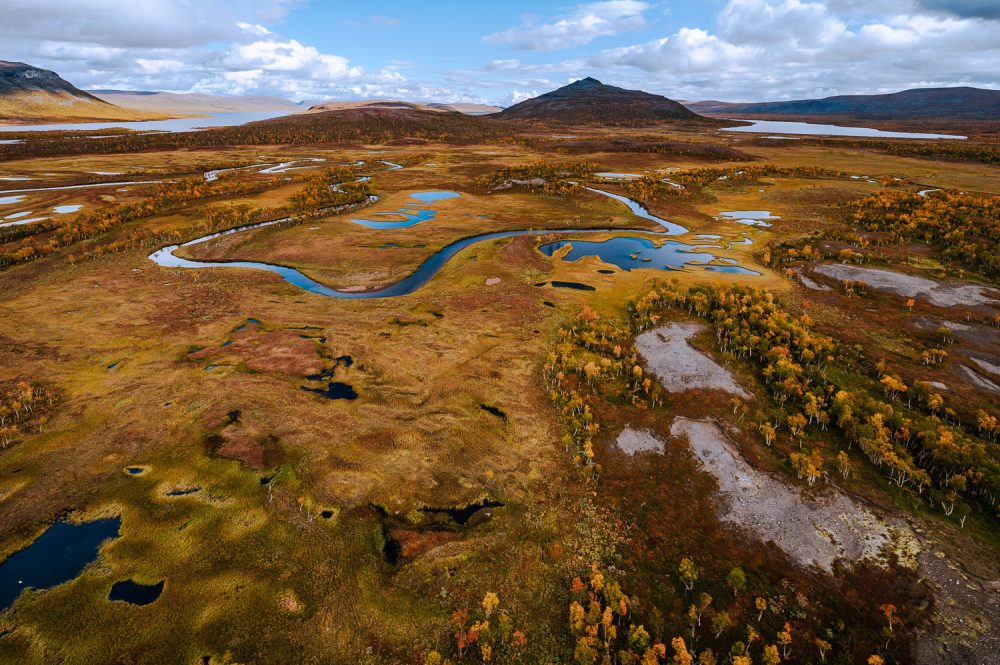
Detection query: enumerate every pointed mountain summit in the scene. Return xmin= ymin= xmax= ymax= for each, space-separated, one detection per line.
xmin=496 ymin=77 xmax=709 ymax=125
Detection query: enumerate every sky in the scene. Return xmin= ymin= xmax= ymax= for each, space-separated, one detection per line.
xmin=2 ymin=0 xmax=999 ymax=105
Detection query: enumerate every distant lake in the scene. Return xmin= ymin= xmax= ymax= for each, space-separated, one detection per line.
xmin=0 ymin=111 xmax=295 ymax=134
xmin=720 ymin=119 xmax=967 ymax=140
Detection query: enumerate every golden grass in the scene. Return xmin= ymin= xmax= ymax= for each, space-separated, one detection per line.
xmin=0 ymin=93 xmax=175 ymax=124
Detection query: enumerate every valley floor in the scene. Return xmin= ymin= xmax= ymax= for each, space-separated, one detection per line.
xmin=0 ymin=124 xmax=996 ymax=664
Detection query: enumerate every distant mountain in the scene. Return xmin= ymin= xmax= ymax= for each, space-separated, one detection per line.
xmin=684 ymin=87 xmax=1000 ymax=121
xmin=496 ymin=77 xmax=708 ymax=125
xmin=248 ymin=106 xmax=513 ymax=143
xmin=90 ymin=90 xmax=302 ymax=114
xmin=0 ymin=61 xmax=168 ymax=124
xmin=305 ymin=99 xmax=501 ymax=115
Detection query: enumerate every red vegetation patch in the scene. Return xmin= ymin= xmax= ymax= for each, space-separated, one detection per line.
xmin=391 ymin=528 xmax=461 ymax=559
xmin=228 ymin=329 xmax=325 ymax=376
xmin=354 ymin=429 xmax=402 ymax=453
xmin=209 ymin=431 xmax=284 ymax=470
xmin=501 ymin=236 xmax=550 ymax=272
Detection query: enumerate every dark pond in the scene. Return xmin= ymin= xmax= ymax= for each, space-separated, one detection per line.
xmin=421 ymin=499 xmax=505 ymax=526
xmin=553 ymin=281 xmax=596 ymax=291
xmin=301 ymin=382 xmax=358 ymax=400
xmin=480 ymin=404 xmax=508 ymax=422
xmin=0 ymin=517 xmax=121 ymax=610
xmin=108 ymin=579 xmax=164 ymax=606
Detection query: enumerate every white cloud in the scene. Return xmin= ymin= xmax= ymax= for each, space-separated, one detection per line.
xmin=136 ymin=58 xmax=186 ymax=74
xmin=226 ymin=39 xmax=361 ymax=78
xmin=0 ymin=1 xmax=395 ymax=101
xmin=0 ymin=0 xmax=295 ymax=48
xmin=484 ymin=1 xmax=650 ymax=51
xmin=576 ymin=0 xmax=1000 ymax=100
xmin=3 ymin=0 xmax=999 ymax=106
xmin=507 ymin=89 xmax=541 ymax=104
xmin=591 ymin=28 xmax=752 ymax=74
xmin=236 ymin=22 xmax=272 ymax=36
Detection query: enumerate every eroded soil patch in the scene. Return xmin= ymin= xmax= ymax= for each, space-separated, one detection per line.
xmin=812 ymin=264 xmax=999 ymax=308
xmin=636 ymin=322 xmax=749 ymax=397
xmin=670 ymin=417 xmax=915 ymax=572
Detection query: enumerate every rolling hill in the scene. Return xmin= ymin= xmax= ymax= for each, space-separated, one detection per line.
xmin=243 ymin=105 xmax=513 ymax=144
xmin=685 ymin=87 xmax=1000 ymax=121
xmin=304 ymin=99 xmax=501 ymax=115
xmin=89 ymin=90 xmax=302 ymax=115
xmin=496 ymin=77 xmax=712 ymax=125
xmin=0 ymin=61 xmax=170 ymax=124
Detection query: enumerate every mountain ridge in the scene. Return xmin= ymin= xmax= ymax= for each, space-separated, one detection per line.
xmin=89 ymin=90 xmax=302 ymax=114
xmin=684 ymin=87 xmax=1000 ymax=121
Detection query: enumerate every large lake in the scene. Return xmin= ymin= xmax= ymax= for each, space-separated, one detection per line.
xmin=721 ymin=119 xmax=966 ymax=140
xmin=0 ymin=111 xmax=295 ymax=134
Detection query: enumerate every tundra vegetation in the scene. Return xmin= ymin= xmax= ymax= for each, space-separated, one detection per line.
xmin=0 ymin=109 xmax=996 ymax=664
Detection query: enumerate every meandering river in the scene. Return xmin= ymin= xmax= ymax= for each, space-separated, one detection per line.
xmin=148 ymin=163 xmax=761 ymax=298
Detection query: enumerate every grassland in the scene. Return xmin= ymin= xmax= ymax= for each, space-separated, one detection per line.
xmin=0 ymin=121 xmax=997 ymax=664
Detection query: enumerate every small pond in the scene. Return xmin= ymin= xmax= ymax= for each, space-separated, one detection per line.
xmin=0 ymin=517 xmax=121 ymax=610
xmin=539 ymin=236 xmax=757 ymax=275
xmin=108 ymin=579 xmax=164 ymax=606
xmin=301 ymin=382 xmax=358 ymax=400
xmin=351 ymin=191 xmax=460 ymax=229
xmin=53 ymin=204 xmax=83 ymax=214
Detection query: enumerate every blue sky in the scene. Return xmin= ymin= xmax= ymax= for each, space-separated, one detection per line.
xmin=2 ymin=0 xmax=998 ymax=104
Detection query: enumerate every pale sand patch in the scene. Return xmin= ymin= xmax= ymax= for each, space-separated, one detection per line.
xmin=960 ymin=365 xmax=1000 ymax=394
xmin=636 ymin=323 xmax=749 ymax=397
xmin=615 ymin=427 xmax=664 ymax=455
xmin=970 ymin=356 xmax=1000 ymax=378
xmin=485 ymin=277 xmax=501 ymax=286
xmin=670 ymin=418 xmax=916 ymax=572
xmin=812 ymin=264 xmax=999 ymax=308
xmin=797 ymin=273 xmax=832 ymax=291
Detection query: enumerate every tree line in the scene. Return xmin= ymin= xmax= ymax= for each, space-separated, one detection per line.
xmin=625 ymin=281 xmax=998 ymax=520
xmin=1 ymin=164 xmax=380 ymax=270
xmin=0 ymin=380 xmax=57 ymax=449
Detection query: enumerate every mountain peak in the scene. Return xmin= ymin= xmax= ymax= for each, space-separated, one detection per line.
xmin=497 ymin=77 xmax=708 ymax=125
